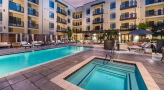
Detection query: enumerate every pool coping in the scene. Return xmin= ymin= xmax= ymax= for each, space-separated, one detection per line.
xmin=0 ymin=45 xmax=92 ymax=78
xmin=50 ymin=56 xmax=160 ymax=90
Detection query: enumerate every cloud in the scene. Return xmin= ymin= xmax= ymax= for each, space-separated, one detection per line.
xmin=64 ymin=0 xmax=95 ymax=7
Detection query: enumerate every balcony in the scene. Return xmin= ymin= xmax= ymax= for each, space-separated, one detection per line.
xmin=120 ymin=25 xmax=136 ymax=30
xmin=120 ymin=13 xmax=137 ymax=20
xmin=93 ymin=27 xmax=103 ymax=31
xmin=93 ymin=9 xmax=104 ymax=15
xmin=120 ymin=1 xmax=137 ymax=10
xmin=9 ymin=21 xmax=24 ymax=27
xmin=72 ymin=15 xmax=82 ymax=19
xmin=57 ymin=19 xmax=67 ymax=24
xmin=146 ymin=0 xmax=164 ymax=5
xmin=73 ymin=22 xmax=82 ymax=26
xmin=28 ymin=8 xmax=38 ymax=17
xmin=9 ymin=1 xmax=24 ymax=13
xmin=56 ymin=28 xmax=67 ymax=32
xmin=28 ymin=21 xmax=39 ymax=29
xmin=57 ymin=9 xmax=67 ymax=16
xmin=28 ymin=0 xmax=39 ymax=4
xmin=146 ymin=10 xmax=164 ymax=17
xmin=93 ymin=18 xmax=104 ymax=24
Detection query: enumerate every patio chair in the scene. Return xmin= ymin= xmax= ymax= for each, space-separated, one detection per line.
xmin=21 ymin=41 xmax=32 ymax=49
xmin=161 ymin=47 xmax=164 ymax=61
xmin=33 ymin=41 xmax=42 ymax=47
xmin=0 ymin=42 xmax=11 ymax=48
xmin=57 ymin=40 xmax=64 ymax=44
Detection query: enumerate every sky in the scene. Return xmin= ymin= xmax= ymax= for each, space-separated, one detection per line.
xmin=64 ymin=0 xmax=95 ymax=7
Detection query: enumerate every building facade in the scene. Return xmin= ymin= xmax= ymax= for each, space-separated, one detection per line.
xmin=0 ymin=0 xmax=163 ymax=43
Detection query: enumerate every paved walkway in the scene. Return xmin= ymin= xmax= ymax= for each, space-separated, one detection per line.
xmin=0 ymin=45 xmax=163 ymax=90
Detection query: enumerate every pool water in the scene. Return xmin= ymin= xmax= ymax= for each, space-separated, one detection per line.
xmin=65 ymin=58 xmax=147 ymax=90
xmin=0 ymin=46 xmax=90 ymax=76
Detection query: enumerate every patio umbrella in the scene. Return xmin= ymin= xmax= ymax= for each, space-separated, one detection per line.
xmin=128 ymin=29 xmax=153 ymax=35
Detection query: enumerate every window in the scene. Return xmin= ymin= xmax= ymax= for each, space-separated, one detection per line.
xmin=0 ymin=0 xmax=2 ymax=4
xmin=49 ymin=0 xmax=54 ymax=9
xmin=68 ymin=19 xmax=70 ymax=23
xmin=49 ymin=22 xmax=54 ymax=28
xmin=86 ymin=26 xmax=90 ymax=31
xmin=110 ymin=2 xmax=116 ymax=9
xmin=110 ymin=13 xmax=116 ymax=19
xmin=86 ymin=9 xmax=90 ymax=15
xmin=86 ymin=18 xmax=90 ymax=22
xmin=110 ymin=23 xmax=116 ymax=29
xmin=68 ymin=10 xmax=71 ymax=15
xmin=49 ymin=12 xmax=54 ymax=18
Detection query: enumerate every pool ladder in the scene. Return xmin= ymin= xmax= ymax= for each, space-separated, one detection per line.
xmin=103 ymin=47 xmax=115 ymax=65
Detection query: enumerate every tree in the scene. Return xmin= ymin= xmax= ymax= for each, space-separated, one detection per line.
xmin=105 ymin=29 xmax=118 ymax=40
xmin=137 ymin=23 xmax=147 ymax=29
xmin=151 ymin=22 xmax=164 ymax=37
xmin=67 ymin=27 xmax=72 ymax=40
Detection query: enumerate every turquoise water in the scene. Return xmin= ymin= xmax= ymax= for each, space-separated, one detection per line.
xmin=0 ymin=46 xmax=90 ymax=75
xmin=66 ymin=59 xmax=147 ymax=90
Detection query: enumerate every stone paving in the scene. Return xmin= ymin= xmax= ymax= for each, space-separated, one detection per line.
xmin=0 ymin=45 xmax=164 ymax=90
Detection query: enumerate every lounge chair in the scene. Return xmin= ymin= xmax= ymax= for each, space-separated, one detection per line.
xmin=51 ymin=40 xmax=56 ymax=45
xmin=12 ymin=42 xmax=21 ymax=48
xmin=0 ymin=42 xmax=11 ymax=48
xmin=21 ymin=41 xmax=32 ymax=49
xmin=161 ymin=47 xmax=164 ymax=61
xmin=38 ymin=41 xmax=45 ymax=46
xmin=57 ymin=40 xmax=64 ymax=44
xmin=33 ymin=41 xmax=42 ymax=47
xmin=128 ymin=42 xmax=152 ymax=51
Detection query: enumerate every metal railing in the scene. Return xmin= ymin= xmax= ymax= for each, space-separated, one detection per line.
xmin=120 ymin=1 xmax=137 ymax=10
xmin=9 ymin=21 xmax=24 ymax=27
xmin=120 ymin=13 xmax=137 ymax=20
xmin=146 ymin=10 xmax=164 ymax=17
xmin=93 ymin=18 xmax=104 ymax=24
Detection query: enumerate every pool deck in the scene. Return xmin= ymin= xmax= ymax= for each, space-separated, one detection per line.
xmin=0 ymin=44 xmax=164 ymax=90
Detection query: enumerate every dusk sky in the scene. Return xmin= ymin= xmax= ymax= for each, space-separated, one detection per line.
xmin=64 ymin=0 xmax=95 ymax=7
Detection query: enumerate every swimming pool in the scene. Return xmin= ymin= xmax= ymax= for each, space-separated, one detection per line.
xmin=0 ymin=46 xmax=90 ymax=76
xmin=65 ymin=58 xmax=147 ymax=90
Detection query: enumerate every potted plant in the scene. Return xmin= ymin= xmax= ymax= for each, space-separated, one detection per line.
xmin=104 ymin=29 xmax=117 ymax=50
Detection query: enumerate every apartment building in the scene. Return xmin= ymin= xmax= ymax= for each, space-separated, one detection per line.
xmin=0 ymin=0 xmax=163 ymax=43
xmin=0 ymin=0 xmax=74 ymax=42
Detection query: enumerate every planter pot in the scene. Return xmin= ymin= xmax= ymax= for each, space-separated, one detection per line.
xmin=156 ymin=40 xmax=164 ymax=53
xmin=104 ymin=40 xmax=115 ymax=50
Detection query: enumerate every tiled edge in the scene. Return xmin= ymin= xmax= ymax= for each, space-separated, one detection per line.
xmin=51 ymin=56 xmax=160 ymax=90
xmin=0 ymin=47 xmax=91 ymax=78
xmin=51 ymin=56 xmax=96 ymax=90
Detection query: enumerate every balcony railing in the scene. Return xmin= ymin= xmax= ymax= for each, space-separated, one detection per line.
xmin=120 ymin=25 xmax=136 ymax=30
xmin=57 ymin=9 xmax=67 ymax=16
xmin=72 ymin=15 xmax=82 ymax=19
xmin=28 ymin=8 xmax=38 ymax=16
xmin=28 ymin=22 xmax=39 ymax=29
xmin=93 ymin=18 xmax=104 ymax=24
xmin=9 ymin=21 xmax=24 ymax=27
xmin=57 ymin=28 xmax=67 ymax=32
xmin=93 ymin=27 xmax=103 ymax=31
xmin=93 ymin=9 xmax=104 ymax=15
xmin=57 ymin=19 xmax=67 ymax=24
xmin=146 ymin=0 xmax=164 ymax=5
xmin=146 ymin=10 xmax=164 ymax=17
xmin=9 ymin=1 xmax=24 ymax=13
xmin=120 ymin=1 xmax=137 ymax=10
xmin=28 ymin=0 xmax=39 ymax=4
xmin=73 ymin=23 xmax=82 ymax=26
xmin=120 ymin=13 xmax=137 ymax=20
